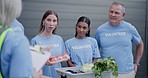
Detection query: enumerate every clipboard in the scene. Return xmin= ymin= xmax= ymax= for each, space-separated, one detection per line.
xmin=30 ymin=50 xmax=51 ymax=72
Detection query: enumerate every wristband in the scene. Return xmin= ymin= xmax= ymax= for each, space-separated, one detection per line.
xmin=134 ymin=61 xmax=140 ymax=66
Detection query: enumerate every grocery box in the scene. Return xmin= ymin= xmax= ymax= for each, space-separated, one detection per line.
xmin=55 ymin=67 xmax=114 ymax=78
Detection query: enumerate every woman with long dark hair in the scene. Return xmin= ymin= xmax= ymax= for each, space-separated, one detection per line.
xmin=65 ymin=16 xmax=100 ymax=67
xmin=30 ymin=10 xmax=65 ymax=78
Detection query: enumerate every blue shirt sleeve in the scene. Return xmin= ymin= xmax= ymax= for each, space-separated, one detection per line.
xmin=92 ymin=38 xmax=101 ymax=58
xmin=30 ymin=38 xmax=38 ymax=46
xmin=131 ymin=26 xmax=141 ymax=44
xmin=95 ymin=28 xmax=101 ymax=48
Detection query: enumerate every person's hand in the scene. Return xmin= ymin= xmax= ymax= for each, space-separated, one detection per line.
xmin=33 ymin=69 xmax=51 ymax=78
xmin=33 ymin=68 xmax=43 ymax=78
xmin=43 ymin=45 xmax=52 ymax=52
xmin=46 ymin=59 xmax=57 ymax=66
xmin=134 ymin=64 xmax=138 ymax=73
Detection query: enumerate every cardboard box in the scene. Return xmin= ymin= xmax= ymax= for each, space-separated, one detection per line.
xmin=55 ymin=67 xmax=114 ymax=78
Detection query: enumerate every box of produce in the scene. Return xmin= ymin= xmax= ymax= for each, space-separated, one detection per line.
xmin=56 ymin=57 xmax=118 ymax=78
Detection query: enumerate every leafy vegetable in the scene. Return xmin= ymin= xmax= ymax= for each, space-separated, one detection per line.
xmin=92 ymin=57 xmax=118 ymax=78
xmin=80 ymin=63 xmax=94 ymax=73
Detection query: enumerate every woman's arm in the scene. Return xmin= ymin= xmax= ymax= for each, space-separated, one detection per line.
xmin=67 ymin=59 xmax=75 ymax=67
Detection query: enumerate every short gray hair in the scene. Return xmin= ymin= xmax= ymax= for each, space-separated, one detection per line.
xmin=0 ymin=0 xmax=22 ymax=27
xmin=111 ymin=1 xmax=125 ymax=13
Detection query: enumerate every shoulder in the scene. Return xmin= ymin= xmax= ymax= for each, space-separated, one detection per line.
xmin=122 ymin=21 xmax=134 ymax=28
xmin=97 ymin=22 xmax=108 ymax=29
xmin=6 ymin=31 xmax=28 ymax=41
xmin=5 ymin=31 xmax=29 ymax=46
xmin=30 ymin=35 xmax=40 ymax=43
xmin=65 ymin=37 xmax=75 ymax=43
xmin=53 ymin=34 xmax=62 ymax=38
xmin=52 ymin=35 xmax=63 ymax=40
xmin=96 ymin=22 xmax=109 ymax=32
xmin=122 ymin=21 xmax=137 ymax=31
xmin=86 ymin=37 xmax=97 ymax=43
xmin=31 ymin=35 xmax=39 ymax=40
xmin=30 ymin=35 xmax=40 ymax=46
xmin=87 ymin=37 xmax=96 ymax=41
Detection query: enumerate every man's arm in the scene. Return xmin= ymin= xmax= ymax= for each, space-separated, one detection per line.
xmin=134 ymin=40 xmax=144 ymax=64
xmin=134 ymin=40 xmax=144 ymax=73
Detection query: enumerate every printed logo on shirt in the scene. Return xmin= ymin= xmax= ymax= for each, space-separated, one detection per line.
xmin=72 ymin=44 xmax=91 ymax=50
xmin=105 ymin=32 xmax=126 ymax=37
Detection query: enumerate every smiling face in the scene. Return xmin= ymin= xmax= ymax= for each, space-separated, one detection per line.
xmin=109 ymin=4 xmax=125 ymax=26
xmin=76 ymin=22 xmax=89 ymax=39
xmin=43 ymin=14 xmax=58 ymax=33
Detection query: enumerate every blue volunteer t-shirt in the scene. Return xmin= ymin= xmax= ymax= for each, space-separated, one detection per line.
xmin=65 ymin=37 xmax=100 ymax=67
xmin=1 ymin=31 xmax=33 ymax=78
xmin=95 ymin=21 xmax=141 ymax=73
xmin=30 ymin=34 xmax=65 ymax=78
